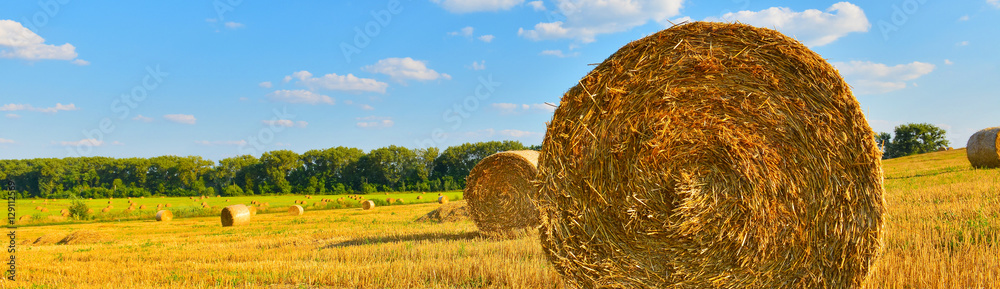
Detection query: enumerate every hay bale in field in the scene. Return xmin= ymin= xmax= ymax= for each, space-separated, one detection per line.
xmin=220 ymin=204 xmax=251 ymax=227
xmin=535 ymin=22 xmax=885 ymax=288
xmin=107 ymin=200 xmax=112 ymax=204
xmin=395 ymin=199 xmax=405 ymax=205
xmin=416 ymin=195 xmax=423 ymax=200
xmin=967 ymin=126 xmax=1000 ymax=168
xmin=248 ymin=206 xmax=257 ymax=216
xmin=40 ymin=208 xmax=48 ymax=212
xmin=18 ymin=215 xmax=31 ymax=223
xmin=465 ymin=150 xmax=542 ymax=237
xmin=34 ymin=206 xmax=42 ymax=210
xmin=201 ymin=202 xmax=208 ymax=207
xmin=225 ymin=199 xmax=229 ymax=202
xmin=57 ymin=230 xmax=108 ymax=245
xmin=32 ymin=233 xmax=62 ymax=245
xmin=362 ymin=200 xmax=376 ymax=210
xmin=437 ymin=195 xmax=449 ymax=204
xmin=138 ymin=205 xmax=146 ymax=209
xmin=60 ymin=209 xmax=70 ymax=217
xmin=386 ymin=198 xmax=396 ymax=204
xmin=155 ymin=210 xmax=173 ymax=222
xmin=416 ymin=200 xmax=469 ymax=223
xmin=86 ymin=208 xmax=93 ymax=214
xmin=165 ymin=203 xmax=172 ymax=208
xmin=101 ymin=207 xmax=111 ymax=213
xmin=288 ymin=205 xmax=304 ymax=216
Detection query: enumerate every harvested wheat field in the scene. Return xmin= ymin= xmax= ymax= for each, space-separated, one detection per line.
xmin=536 ymin=22 xmax=884 ymax=288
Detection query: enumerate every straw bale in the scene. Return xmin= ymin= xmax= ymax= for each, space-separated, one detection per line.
xmin=465 ymin=150 xmax=542 ymax=237
xmin=155 ymin=210 xmax=173 ymax=222
xmin=288 ymin=205 xmax=304 ymax=216
xmin=221 ymin=204 xmax=251 ymax=227
xmin=362 ymin=200 xmax=376 ymax=210
xmin=535 ymin=22 xmax=885 ymax=288
xmin=967 ymin=126 xmax=1000 ymax=168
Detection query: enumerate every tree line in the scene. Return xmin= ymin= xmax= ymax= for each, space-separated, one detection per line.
xmin=0 ymin=141 xmax=535 ymax=199
xmin=876 ymin=123 xmax=950 ymax=159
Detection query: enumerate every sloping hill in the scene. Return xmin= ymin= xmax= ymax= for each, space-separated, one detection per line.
xmin=868 ymin=148 xmax=1000 ymax=287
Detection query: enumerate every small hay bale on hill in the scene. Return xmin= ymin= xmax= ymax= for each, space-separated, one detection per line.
xmin=437 ymin=196 xmax=449 ymax=204
xmin=967 ymin=126 xmax=1000 ymax=168
xmin=535 ymin=22 xmax=884 ymax=288
xmin=362 ymin=200 xmax=376 ymax=210
xmin=288 ymin=205 xmax=304 ymax=216
xmin=465 ymin=150 xmax=542 ymax=237
xmin=155 ymin=210 xmax=173 ymax=222
xmin=220 ymin=204 xmax=251 ymax=227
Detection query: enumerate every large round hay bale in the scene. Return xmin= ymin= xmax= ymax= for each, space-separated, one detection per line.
xmin=967 ymin=126 xmax=1000 ymax=168
xmin=535 ymin=22 xmax=885 ymax=288
xmin=362 ymin=200 xmax=375 ymax=210
xmin=220 ymin=204 xmax=251 ymax=227
xmin=155 ymin=210 xmax=173 ymax=222
xmin=437 ymin=195 xmax=449 ymax=204
xmin=464 ymin=150 xmax=542 ymax=236
xmin=288 ymin=205 xmax=304 ymax=216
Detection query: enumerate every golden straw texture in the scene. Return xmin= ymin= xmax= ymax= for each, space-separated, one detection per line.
xmin=155 ymin=210 xmax=173 ymax=222
xmin=966 ymin=126 xmax=1000 ymax=168
xmin=288 ymin=205 xmax=304 ymax=216
xmin=536 ymin=22 xmax=885 ymax=288
xmin=220 ymin=204 xmax=251 ymax=227
xmin=362 ymin=200 xmax=376 ymax=210
xmin=465 ymin=150 xmax=542 ymax=237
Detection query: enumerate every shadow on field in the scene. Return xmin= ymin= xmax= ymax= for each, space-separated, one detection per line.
xmin=323 ymin=231 xmax=481 ymax=248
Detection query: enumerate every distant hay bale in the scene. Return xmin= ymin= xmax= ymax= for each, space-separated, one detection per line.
xmin=437 ymin=196 xmax=449 ymax=204
xmin=535 ymin=22 xmax=885 ymax=288
xmin=225 ymin=199 xmax=230 ymax=202
xmin=57 ymin=230 xmax=108 ymax=245
xmin=288 ymin=205 xmax=304 ymax=216
xmin=395 ymin=199 xmax=405 ymax=205
xmin=40 ymin=208 xmax=48 ymax=212
xmin=417 ymin=195 xmax=423 ymax=200
xmin=34 ymin=206 xmax=42 ymax=210
xmin=107 ymin=201 xmax=112 ymax=204
xmin=387 ymin=198 xmax=396 ymax=204
xmin=201 ymin=202 xmax=208 ymax=207
xmin=155 ymin=210 xmax=173 ymax=222
xmin=60 ymin=209 xmax=70 ymax=217
xmin=220 ymin=204 xmax=251 ymax=227
xmin=967 ymin=126 xmax=1000 ymax=168
xmin=165 ymin=203 xmax=172 ymax=208
xmin=101 ymin=208 xmax=110 ymax=213
xmin=362 ymin=200 xmax=376 ymax=210
xmin=416 ymin=200 xmax=469 ymax=223
xmin=465 ymin=150 xmax=542 ymax=237
xmin=138 ymin=205 xmax=146 ymax=209
xmin=249 ymin=206 xmax=257 ymax=216
xmin=86 ymin=208 xmax=93 ymax=214
xmin=18 ymin=215 xmax=31 ymax=223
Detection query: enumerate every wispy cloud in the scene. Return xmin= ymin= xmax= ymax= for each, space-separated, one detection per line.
xmin=518 ymin=0 xmax=683 ymax=43
xmin=705 ymin=2 xmax=869 ymax=47
xmin=499 ymin=129 xmax=542 ymax=138
xmin=0 ymin=103 xmax=79 ymax=113
xmin=164 ymin=114 xmax=197 ymax=125
xmin=259 ymin=81 xmax=273 ymax=88
xmin=57 ymin=138 xmax=103 ymax=147
xmin=0 ymin=138 xmax=13 ymax=144
xmin=469 ymin=60 xmax=486 ymax=70
xmin=0 ymin=20 xmax=83 ymax=63
xmin=432 ymin=0 xmax=524 ymax=13
xmin=478 ymin=35 xmax=495 ymax=43
xmin=224 ymin=22 xmax=244 ymax=29
xmin=833 ymin=60 xmax=936 ymax=95
xmin=262 ymin=119 xmax=308 ymax=128
xmin=5 ymin=114 xmax=19 ymax=119
xmin=539 ymin=49 xmax=577 ymax=58
xmin=267 ymin=89 xmax=335 ymax=105
xmin=356 ymin=116 xmax=394 ymax=128
xmin=363 ymin=57 xmax=451 ymax=84
xmin=448 ymin=26 xmax=474 ymax=37
xmin=284 ymin=70 xmax=388 ymax=93
xmin=492 ymin=103 xmax=556 ymax=114
xmin=132 ymin=114 xmax=153 ymax=122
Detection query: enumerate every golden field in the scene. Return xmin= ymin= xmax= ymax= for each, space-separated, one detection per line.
xmin=2 ymin=148 xmax=997 ymax=288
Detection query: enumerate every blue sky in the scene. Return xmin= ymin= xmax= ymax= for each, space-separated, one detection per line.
xmin=1 ymin=0 xmax=998 ymax=161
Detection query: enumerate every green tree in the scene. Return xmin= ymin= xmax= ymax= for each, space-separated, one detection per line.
xmin=884 ymin=123 xmax=950 ymax=159
xmin=68 ymin=197 xmax=90 ymax=220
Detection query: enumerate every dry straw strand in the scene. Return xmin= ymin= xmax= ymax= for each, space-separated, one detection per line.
xmin=535 ymin=22 xmax=885 ymax=288
xmin=966 ymin=126 xmax=1000 ymax=168
xmin=288 ymin=205 xmax=304 ymax=216
xmin=155 ymin=210 xmax=173 ymax=222
xmin=464 ymin=150 xmax=542 ymax=237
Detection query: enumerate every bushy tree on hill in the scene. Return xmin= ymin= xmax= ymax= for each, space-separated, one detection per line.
xmin=879 ymin=123 xmax=950 ymax=159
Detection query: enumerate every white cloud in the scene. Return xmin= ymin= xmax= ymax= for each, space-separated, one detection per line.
xmin=164 ymin=114 xmax=197 ymax=125
xmin=990 ymin=0 xmax=1000 ymax=8
xmin=0 ymin=20 xmax=83 ymax=62
xmin=239 ymin=97 xmax=249 ymax=101
xmin=262 ymin=119 xmax=308 ymax=128
xmin=705 ymin=2 xmax=869 ymax=47
xmin=0 ymin=103 xmax=78 ymax=113
xmin=224 ymin=22 xmax=244 ymax=29
xmin=449 ymin=26 xmax=475 ymax=37
xmin=478 ymin=34 xmax=495 ymax=42
xmin=362 ymin=57 xmax=451 ymax=83
xmin=670 ymin=16 xmax=693 ymax=24
xmin=285 ymin=70 xmax=388 ymax=93
xmin=957 ymin=41 xmax=969 ymax=46
xmin=499 ymin=129 xmax=543 ymax=138
xmin=518 ymin=0 xmax=684 ymax=43
xmin=132 ymin=114 xmax=153 ymax=122
xmin=469 ymin=60 xmax=486 ymax=70
xmin=432 ymin=0 xmax=525 ymax=13
xmin=195 ymin=140 xmax=248 ymax=146
xmin=958 ymin=15 xmax=970 ymax=21
xmin=0 ymin=138 xmax=13 ymax=144
xmin=356 ymin=116 xmax=394 ymax=128
xmin=944 ymin=59 xmax=953 ymax=65
xmin=5 ymin=113 xmax=18 ymax=119
xmin=360 ymin=104 xmax=375 ymax=110
xmin=268 ymin=89 xmax=335 ymax=105
xmin=832 ymin=61 xmax=936 ymax=95
xmin=71 ymin=59 xmax=90 ymax=66
xmin=539 ymin=49 xmax=577 ymax=57
xmin=492 ymin=102 xmax=556 ymax=114
xmin=58 ymin=138 xmax=103 ymax=147
xmin=258 ymin=81 xmax=273 ymax=88
xmin=528 ymin=0 xmax=546 ymax=11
